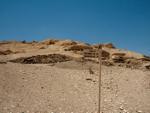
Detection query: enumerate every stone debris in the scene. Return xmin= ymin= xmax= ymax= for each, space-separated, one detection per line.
xmin=88 ymin=67 xmax=94 ymax=74
xmin=0 ymin=50 xmax=14 ymax=55
xmin=92 ymin=43 xmax=115 ymax=49
xmin=136 ymin=110 xmax=142 ymax=113
xmin=143 ymin=63 xmax=150 ymax=69
xmin=123 ymin=109 xmax=129 ymax=113
xmin=0 ymin=50 xmax=25 ymax=55
xmin=38 ymin=46 xmax=47 ymax=49
xmin=39 ymin=39 xmax=59 ymax=45
xmin=65 ymin=44 xmax=93 ymax=51
xmin=86 ymin=78 xmax=93 ymax=81
xmin=102 ymin=60 xmax=114 ymax=66
xmin=9 ymin=54 xmax=72 ymax=64
xmin=119 ymin=105 xmax=124 ymax=110
xmin=0 ymin=39 xmax=150 ymax=113
xmin=111 ymin=53 xmax=126 ymax=63
xmin=57 ymin=40 xmax=77 ymax=46
xmin=102 ymin=50 xmax=110 ymax=59
xmin=139 ymin=55 xmax=150 ymax=61
xmin=0 ymin=39 xmax=148 ymax=70
xmin=103 ymin=43 xmax=116 ymax=48
xmin=0 ymin=61 xmax=7 ymax=64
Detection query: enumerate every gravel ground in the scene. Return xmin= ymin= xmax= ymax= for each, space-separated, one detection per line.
xmin=0 ymin=61 xmax=150 ymax=113
xmin=0 ymin=42 xmax=150 ymax=113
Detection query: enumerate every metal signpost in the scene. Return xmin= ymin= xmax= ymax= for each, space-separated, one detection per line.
xmin=98 ymin=45 xmax=102 ymax=113
xmin=83 ymin=45 xmax=102 ymax=113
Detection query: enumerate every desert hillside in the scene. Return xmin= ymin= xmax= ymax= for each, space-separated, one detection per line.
xmin=0 ymin=39 xmax=150 ymax=113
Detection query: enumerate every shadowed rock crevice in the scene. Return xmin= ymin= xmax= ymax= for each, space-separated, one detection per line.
xmin=9 ymin=54 xmax=72 ymax=64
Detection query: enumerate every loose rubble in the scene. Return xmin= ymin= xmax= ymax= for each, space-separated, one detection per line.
xmin=9 ymin=54 xmax=72 ymax=64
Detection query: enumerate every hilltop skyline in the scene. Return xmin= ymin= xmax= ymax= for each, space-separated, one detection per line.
xmin=0 ymin=0 xmax=150 ymax=55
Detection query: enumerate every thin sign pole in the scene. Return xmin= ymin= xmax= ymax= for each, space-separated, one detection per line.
xmin=98 ymin=45 xmax=102 ymax=113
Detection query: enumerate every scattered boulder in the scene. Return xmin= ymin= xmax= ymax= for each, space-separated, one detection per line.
xmin=92 ymin=43 xmax=115 ymax=49
xmin=66 ymin=44 xmax=93 ymax=51
xmin=32 ymin=40 xmax=38 ymax=43
xmin=119 ymin=105 xmax=124 ymax=110
xmin=86 ymin=78 xmax=96 ymax=83
xmin=143 ymin=63 xmax=150 ymax=69
xmin=88 ymin=67 xmax=94 ymax=74
xmin=0 ymin=50 xmax=14 ymax=55
xmin=0 ymin=51 xmax=7 ymax=55
xmin=38 ymin=46 xmax=47 ymax=49
xmin=0 ymin=41 xmax=10 ymax=45
xmin=138 ymin=55 xmax=150 ymax=61
xmin=112 ymin=52 xmax=126 ymax=56
xmin=5 ymin=50 xmax=14 ymax=54
xmin=136 ymin=110 xmax=142 ymax=113
xmin=0 ymin=61 xmax=7 ymax=64
xmin=102 ymin=60 xmax=114 ymax=66
xmin=0 ymin=50 xmax=25 ymax=55
xmin=102 ymin=50 xmax=110 ymax=59
xmin=9 ymin=54 xmax=72 ymax=64
xmin=40 ymin=39 xmax=59 ymax=45
xmin=92 ymin=44 xmax=103 ymax=49
xmin=57 ymin=40 xmax=77 ymax=46
xmin=86 ymin=78 xmax=93 ymax=81
xmin=125 ymin=58 xmax=142 ymax=69
xmin=21 ymin=40 xmax=26 ymax=43
xmin=103 ymin=43 xmax=115 ymax=48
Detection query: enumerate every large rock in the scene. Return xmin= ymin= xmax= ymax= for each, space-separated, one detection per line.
xmin=56 ymin=40 xmax=77 ymax=46
xmin=103 ymin=43 xmax=115 ymax=48
xmin=92 ymin=43 xmax=115 ymax=49
xmin=125 ymin=58 xmax=142 ymax=69
xmin=143 ymin=63 xmax=150 ymax=69
xmin=0 ymin=50 xmax=14 ymax=55
xmin=111 ymin=53 xmax=126 ymax=63
xmin=65 ymin=44 xmax=93 ymax=51
xmin=40 ymin=39 xmax=59 ymax=45
xmin=138 ymin=55 xmax=150 ymax=61
xmin=102 ymin=50 xmax=110 ymax=59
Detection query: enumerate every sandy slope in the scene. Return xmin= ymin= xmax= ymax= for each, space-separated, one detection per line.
xmin=0 ymin=61 xmax=150 ymax=113
xmin=0 ymin=40 xmax=150 ymax=113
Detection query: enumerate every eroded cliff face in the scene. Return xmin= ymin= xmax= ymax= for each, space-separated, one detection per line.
xmin=0 ymin=39 xmax=149 ymax=69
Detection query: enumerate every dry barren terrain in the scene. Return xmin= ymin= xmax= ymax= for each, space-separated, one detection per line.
xmin=0 ymin=40 xmax=150 ymax=113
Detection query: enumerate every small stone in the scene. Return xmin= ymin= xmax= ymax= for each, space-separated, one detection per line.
xmin=11 ymin=104 xmax=15 ymax=108
xmin=104 ymin=98 xmax=112 ymax=102
xmin=119 ymin=106 xmax=124 ymax=110
xmin=26 ymin=111 xmax=30 ymax=113
xmin=104 ymin=99 xmax=107 ymax=102
xmin=143 ymin=63 xmax=150 ymax=69
xmin=123 ymin=109 xmax=128 ymax=113
xmin=137 ymin=110 xmax=142 ymax=113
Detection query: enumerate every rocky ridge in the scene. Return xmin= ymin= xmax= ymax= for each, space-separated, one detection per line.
xmin=0 ymin=39 xmax=149 ymax=70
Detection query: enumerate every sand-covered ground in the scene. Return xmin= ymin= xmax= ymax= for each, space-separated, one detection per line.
xmin=0 ymin=40 xmax=150 ymax=113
